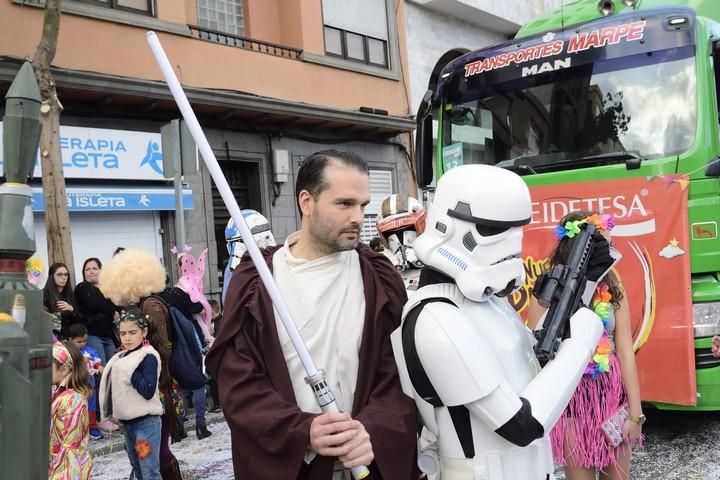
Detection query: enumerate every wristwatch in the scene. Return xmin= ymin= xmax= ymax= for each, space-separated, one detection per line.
xmin=628 ymin=413 xmax=646 ymax=425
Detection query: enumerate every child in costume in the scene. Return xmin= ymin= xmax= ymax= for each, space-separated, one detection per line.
xmin=68 ymin=323 xmax=105 ymax=440
xmin=50 ymin=341 xmax=93 ymax=480
xmin=100 ymin=307 xmax=163 ymax=480
xmin=99 ymin=248 xmax=186 ymax=479
xmin=173 ymin=246 xmax=212 ymax=439
xmin=527 ymin=211 xmax=644 ymax=480
xmin=174 ymin=245 xmax=214 ymax=346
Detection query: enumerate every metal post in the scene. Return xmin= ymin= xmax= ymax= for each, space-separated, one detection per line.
xmin=174 ymin=151 xmax=186 ymax=249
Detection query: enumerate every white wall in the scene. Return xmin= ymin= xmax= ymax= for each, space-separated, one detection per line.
xmin=405 ymin=2 xmax=507 ymax=113
xmin=405 ymin=0 xmax=577 ymax=113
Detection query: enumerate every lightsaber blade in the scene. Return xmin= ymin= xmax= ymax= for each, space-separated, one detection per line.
xmin=146 ymin=31 xmax=369 ymax=479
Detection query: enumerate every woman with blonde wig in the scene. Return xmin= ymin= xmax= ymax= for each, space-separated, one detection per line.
xmin=99 ymin=249 xmax=185 ymax=480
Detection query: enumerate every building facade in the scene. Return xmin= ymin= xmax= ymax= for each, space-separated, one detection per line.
xmin=405 ymin=0 xmax=570 ymax=113
xmin=0 ymin=0 xmax=415 ymax=298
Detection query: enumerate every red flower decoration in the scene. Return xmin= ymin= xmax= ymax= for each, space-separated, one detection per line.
xmin=135 ymin=439 xmax=153 ymax=460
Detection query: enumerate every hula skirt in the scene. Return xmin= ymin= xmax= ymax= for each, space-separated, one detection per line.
xmin=550 ymin=353 xmax=643 ymax=470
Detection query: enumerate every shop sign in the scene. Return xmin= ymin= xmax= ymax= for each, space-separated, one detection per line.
xmin=30 ymin=186 xmax=193 ymax=212
xmin=0 ymin=122 xmax=166 ymax=180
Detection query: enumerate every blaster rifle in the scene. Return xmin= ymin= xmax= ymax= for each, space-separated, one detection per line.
xmin=532 ymin=223 xmax=597 ymax=366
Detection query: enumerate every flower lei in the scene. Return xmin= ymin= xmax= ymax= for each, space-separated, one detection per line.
xmin=553 ymin=213 xmax=617 ymax=378
xmin=586 ymin=284 xmax=613 ymax=379
xmin=555 ymin=213 xmax=616 ymax=240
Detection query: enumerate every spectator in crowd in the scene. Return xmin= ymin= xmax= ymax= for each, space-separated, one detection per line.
xmin=206 ymin=150 xmax=417 ymax=479
xmin=67 ymin=323 xmax=105 ymax=440
xmin=44 ymin=262 xmax=77 ymax=339
xmin=368 ymin=237 xmax=384 ymax=253
xmin=75 ymin=258 xmax=118 ymax=364
xmin=206 ymin=299 xmax=222 ymax=413
xmin=50 ymin=341 xmax=93 ymax=480
xmin=170 ymin=250 xmax=212 ymax=440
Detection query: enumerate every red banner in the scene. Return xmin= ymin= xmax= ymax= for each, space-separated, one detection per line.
xmin=510 ymin=175 xmax=696 ymax=406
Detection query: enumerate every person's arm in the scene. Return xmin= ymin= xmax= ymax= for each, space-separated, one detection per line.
xmin=526 ymin=296 xmax=547 ymax=331
xmin=209 ymin=330 xmax=317 ymax=478
xmin=712 ymin=335 xmax=720 ymax=357
xmin=131 ymin=354 xmax=159 ymax=400
xmin=613 ymin=290 xmax=643 ymax=441
xmin=173 ymin=287 xmax=204 ymax=315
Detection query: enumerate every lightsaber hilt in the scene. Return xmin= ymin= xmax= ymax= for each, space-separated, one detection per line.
xmin=306 ymin=371 xmax=370 ymax=479
xmin=146 ymin=31 xmax=369 ymax=480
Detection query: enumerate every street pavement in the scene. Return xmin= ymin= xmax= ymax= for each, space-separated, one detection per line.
xmin=91 ymin=408 xmax=720 ymax=479
xmin=90 ymin=411 xmax=234 ymax=480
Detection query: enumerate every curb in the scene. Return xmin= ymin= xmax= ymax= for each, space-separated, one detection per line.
xmin=90 ymin=411 xmax=227 ymax=457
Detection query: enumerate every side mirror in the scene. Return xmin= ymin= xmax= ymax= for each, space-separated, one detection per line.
xmin=713 ymin=39 xmax=720 ymax=121
xmin=416 ymin=90 xmax=434 ymax=188
xmin=625 ymin=156 xmax=641 ymax=170
xmin=706 ymin=156 xmax=720 ymax=177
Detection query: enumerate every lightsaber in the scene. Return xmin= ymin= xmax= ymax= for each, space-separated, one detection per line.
xmin=146 ymin=31 xmax=370 ymax=479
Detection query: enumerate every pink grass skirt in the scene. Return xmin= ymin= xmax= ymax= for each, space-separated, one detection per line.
xmin=550 ymin=353 xmax=643 ymax=470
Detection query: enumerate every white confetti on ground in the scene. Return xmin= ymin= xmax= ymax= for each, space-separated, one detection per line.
xmin=90 ymin=419 xmax=234 ymax=480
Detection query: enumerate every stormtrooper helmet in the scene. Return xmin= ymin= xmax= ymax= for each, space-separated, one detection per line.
xmin=413 ymin=164 xmax=532 ymax=302
xmin=376 ymin=193 xmax=426 ymax=271
xmin=225 ymin=210 xmax=276 ymax=271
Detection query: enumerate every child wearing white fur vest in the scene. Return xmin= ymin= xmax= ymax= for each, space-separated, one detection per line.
xmin=100 ymin=307 xmax=163 ymax=480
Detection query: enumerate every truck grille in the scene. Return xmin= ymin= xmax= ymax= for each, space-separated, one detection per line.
xmin=696 ymin=347 xmax=720 ymax=370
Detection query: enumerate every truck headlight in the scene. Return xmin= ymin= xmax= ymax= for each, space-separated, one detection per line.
xmin=694 ymin=302 xmax=720 ymax=337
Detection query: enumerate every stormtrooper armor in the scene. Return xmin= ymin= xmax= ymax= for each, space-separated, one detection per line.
xmin=222 ymin=210 xmax=276 ymax=302
xmin=376 ymin=193 xmax=426 ymax=291
xmin=390 ymin=165 xmax=604 ymax=479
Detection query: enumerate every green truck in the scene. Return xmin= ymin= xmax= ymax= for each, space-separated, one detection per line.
xmin=415 ymin=0 xmax=720 ymax=410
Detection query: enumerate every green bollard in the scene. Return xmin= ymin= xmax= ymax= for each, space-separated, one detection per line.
xmin=0 ymin=61 xmax=53 ymax=480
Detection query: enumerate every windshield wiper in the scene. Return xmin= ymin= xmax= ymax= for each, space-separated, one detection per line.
xmin=537 ymin=151 xmax=644 ymax=172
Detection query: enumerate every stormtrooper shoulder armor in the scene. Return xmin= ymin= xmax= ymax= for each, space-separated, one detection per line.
xmin=409 ymin=301 xmax=504 ymax=407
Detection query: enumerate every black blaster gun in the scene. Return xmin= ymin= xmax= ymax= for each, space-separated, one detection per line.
xmin=532 ymin=223 xmax=597 ymax=366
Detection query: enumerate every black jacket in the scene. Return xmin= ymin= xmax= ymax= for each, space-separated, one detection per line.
xmin=75 ymin=281 xmax=117 ymax=338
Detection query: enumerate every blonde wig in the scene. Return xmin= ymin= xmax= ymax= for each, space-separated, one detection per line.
xmin=99 ymin=248 xmax=166 ymax=306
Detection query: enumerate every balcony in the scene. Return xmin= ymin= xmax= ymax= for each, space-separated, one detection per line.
xmin=188 ymin=25 xmax=303 ymax=60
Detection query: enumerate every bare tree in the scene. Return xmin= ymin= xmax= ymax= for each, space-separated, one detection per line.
xmin=32 ymin=0 xmax=75 ymax=283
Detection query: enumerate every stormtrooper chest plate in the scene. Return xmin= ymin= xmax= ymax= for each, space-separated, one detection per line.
xmin=459 ymin=298 xmax=540 ymax=392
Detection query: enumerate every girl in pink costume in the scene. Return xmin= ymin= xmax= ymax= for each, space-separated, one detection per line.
xmin=173 ymin=245 xmax=213 ymax=346
xmin=528 ymin=211 xmax=644 ymax=480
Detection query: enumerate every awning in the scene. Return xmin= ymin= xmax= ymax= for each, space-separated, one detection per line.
xmin=31 ymin=185 xmax=193 ymax=212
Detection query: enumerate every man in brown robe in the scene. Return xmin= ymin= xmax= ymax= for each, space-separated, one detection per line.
xmin=206 ymin=150 xmax=418 ymax=480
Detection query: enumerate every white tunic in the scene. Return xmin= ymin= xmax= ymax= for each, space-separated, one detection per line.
xmin=272 ymin=232 xmax=366 ymax=415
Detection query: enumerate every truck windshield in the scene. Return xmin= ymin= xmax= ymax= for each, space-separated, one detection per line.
xmin=441 ymin=49 xmax=696 ymax=173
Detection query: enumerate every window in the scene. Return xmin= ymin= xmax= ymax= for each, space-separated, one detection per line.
xmin=323 ymin=26 xmax=388 ymax=68
xmin=322 ymin=0 xmax=389 ymax=68
xmin=360 ymin=170 xmax=393 ymax=243
xmin=197 ymin=0 xmax=244 ymax=36
xmin=74 ymin=0 xmax=154 ymax=15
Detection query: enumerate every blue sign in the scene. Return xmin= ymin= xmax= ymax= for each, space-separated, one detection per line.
xmin=31 ymin=186 xmax=193 ymax=212
xmin=0 ymin=122 xmax=166 ymax=180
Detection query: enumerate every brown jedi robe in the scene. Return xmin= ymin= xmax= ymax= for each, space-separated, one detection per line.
xmin=206 ymin=243 xmax=417 ymax=480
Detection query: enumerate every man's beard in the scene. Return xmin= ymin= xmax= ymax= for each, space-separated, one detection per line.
xmin=309 ymin=215 xmax=361 ymax=255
